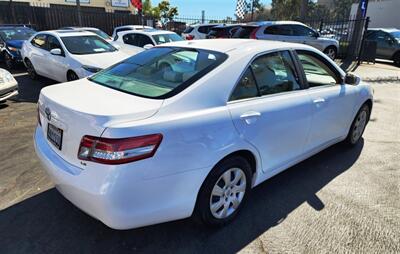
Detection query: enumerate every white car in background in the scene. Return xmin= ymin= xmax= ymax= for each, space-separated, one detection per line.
xmin=113 ymin=29 xmax=184 ymax=49
xmin=111 ymin=25 xmax=153 ymax=39
xmin=35 ymin=39 xmax=373 ymax=230
xmin=21 ymin=30 xmax=142 ymax=82
xmin=182 ymin=23 xmax=220 ymax=40
xmin=0 ymin=68 xmax=18 ymax=103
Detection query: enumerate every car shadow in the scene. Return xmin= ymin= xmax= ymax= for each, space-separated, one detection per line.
xmin=0 ymin=140 xmax=364 ymax=254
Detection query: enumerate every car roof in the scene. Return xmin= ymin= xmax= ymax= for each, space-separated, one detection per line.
xmin=159 ymin=39 xmax=315 ymax=55
xmin=117 ymin=29 xmax=177 ymax=36
xmin=368 ymin=28 xmax=399 ymax=33
xmin=115 ymin=25 xmax=153 ymax=30
xmin=212 ymin=24 xmax=241 ymax=29
xmin=61 ymin=26 xmax=100 ymax=31
xmin=40 ymin=30 xmax=99 ymax=37
xmin=248 ymin=20 xmax=306 ymax=26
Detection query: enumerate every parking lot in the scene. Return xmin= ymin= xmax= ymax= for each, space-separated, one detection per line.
xmin=0 ymin=64 xmax=399 ymax=253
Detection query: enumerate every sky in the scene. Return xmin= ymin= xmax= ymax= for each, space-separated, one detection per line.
xmin=152 ymin=0 xmax=272 ymax=19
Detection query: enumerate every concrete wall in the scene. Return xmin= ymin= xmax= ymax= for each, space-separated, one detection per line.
xmin=350 ymin=0 xmax=400 ymax=28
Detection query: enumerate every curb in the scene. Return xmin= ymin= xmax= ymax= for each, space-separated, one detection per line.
xmin=362 ymin=76 xmax=400 ymax=83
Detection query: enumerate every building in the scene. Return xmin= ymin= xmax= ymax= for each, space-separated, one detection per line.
xmin=1 ymin=0 xmax=139 ymax=13
xmin=350 ymin=0 xmax=400 ymax=28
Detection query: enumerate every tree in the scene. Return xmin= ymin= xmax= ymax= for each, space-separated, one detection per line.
xmin=142 ymin=0 xmax=152 ymax=15
xmin=271 ymin=0 xmax=301 ymax=20
xmin=332 ymin=0 xmax=358 ymax=19
xmin=152 ymin=0 xmax=179 ymax=24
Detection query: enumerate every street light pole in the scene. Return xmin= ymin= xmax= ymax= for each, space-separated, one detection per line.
xmin=76 ymin=0 xmax=82 ymax=26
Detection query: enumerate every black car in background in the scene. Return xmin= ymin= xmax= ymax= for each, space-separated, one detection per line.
xmin=0 ymin=25 xmax=36 ymax=69
xmin=206 ymin=24 xmax=242 ymax=39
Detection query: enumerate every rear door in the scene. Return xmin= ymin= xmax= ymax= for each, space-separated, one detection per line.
xmin=228 ymin=50 xmax=312 ymax=173
xmin=290 ymin=25 xmax=323 ymax=51
xmin=295 ymin=50 xmax=358 ymax=151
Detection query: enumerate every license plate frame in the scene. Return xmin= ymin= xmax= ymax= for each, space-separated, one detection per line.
xmin=47 ymin=123 xmax=63 ymax=150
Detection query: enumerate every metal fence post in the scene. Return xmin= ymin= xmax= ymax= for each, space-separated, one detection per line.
xmin=76 ymin=0 xmax=83 ymax=26
xmin=357 ymin=16 xmax=370 ymax=65
xmin=201 ymin=10 xmax=205 ymax=24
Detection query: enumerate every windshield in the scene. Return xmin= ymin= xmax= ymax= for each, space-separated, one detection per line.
xmin=61 ymin=35 xmax=116 ymax=55
xmin=0 ymin=27 xmax=36 ymax=41
xmin=87 ymin=29 xmax=111 ymax=40
xmin=390 ymin=31 xmax=400 ymax=39
xmin=152 ymin=33 xmax=183 ymax=45
xmin=89 ymin=47 xmax=227 ymax=99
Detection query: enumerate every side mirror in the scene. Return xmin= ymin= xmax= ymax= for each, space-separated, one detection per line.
xmin=50 ymin=48 xmax=63 ymax=56
xmin=344 ymin=73 xmax=361 ymax=85
xmin=143 ymin=44 xmax=154 ymax=50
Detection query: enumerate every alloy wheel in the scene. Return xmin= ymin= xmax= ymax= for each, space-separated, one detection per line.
xmin=326 ymin=48 xmax=336 ymax=60
xmin=209 ymin=167 xmax=247 ymax=219
xmin=351 ymin=110 xmax=367 ymax=143
xmin=67 ymin=71 xmax=79 ymax=81
xmin=26 ymin=60 xmax=37 ymax=79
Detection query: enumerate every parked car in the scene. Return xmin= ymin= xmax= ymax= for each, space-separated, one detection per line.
xmin=0 ymin=68 xmax=18 ymax=103
xmin=21 ymin=30 xmax=142 ymax=82
xmin=111 ymin=25 xmax=153 ymax=39
xmin=114 ymin=29 xmax=183 ymax=49
xmin=206 ymin=24 xmax=242 ymax=39
xmin=182 ymin=23 xmax=220 ymax=40
xmin=60 ymin=27 xmax=113 ymax=42
xmin=0 ymin=25 xmax=36 ymax=69
xmin=366 ymin=28 xmax=400 ymax=66
xmin=34 ymin=39 xmax=373 ymax=230
xmin=233 ymin=21 xmax=339 ymax=59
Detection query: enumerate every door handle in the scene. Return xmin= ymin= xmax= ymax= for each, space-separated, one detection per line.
xmin=240 ymin=111 xmax=261 ymax=124
xmin=313 ymin=98 xmax=325 ymax=104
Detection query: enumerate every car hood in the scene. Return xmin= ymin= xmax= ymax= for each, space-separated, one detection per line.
xmin=71 ymin=50 xmax=134 ymax=69
xmin=6 ymin=40 xmax=24 ymax=49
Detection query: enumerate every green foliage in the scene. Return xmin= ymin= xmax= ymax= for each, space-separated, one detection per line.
xmin=141 ymin=0 xmax=178 ymax=23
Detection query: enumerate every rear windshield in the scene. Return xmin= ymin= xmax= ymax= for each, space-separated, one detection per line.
xmin=232 ymin=26 xmax=258 ymax=38
xmin=183 ymin=26 xmax=194 ymax=33
xmin=89 ymin=47 xmax=227 ymax=99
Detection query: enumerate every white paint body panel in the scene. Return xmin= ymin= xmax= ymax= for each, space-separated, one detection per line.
xmin=34 ymin=39 xmax=373 ymax=229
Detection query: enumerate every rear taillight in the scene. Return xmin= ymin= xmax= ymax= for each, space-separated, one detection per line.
xmin=186 ymin=35 xmax=194 ymax=40
xmin=250 ymin=27 xmax=259 ymax=39
xmin=78 ymin=134 xmax=163 ymax=165
xmin=37 ymin=105 xmax=42 ymax=126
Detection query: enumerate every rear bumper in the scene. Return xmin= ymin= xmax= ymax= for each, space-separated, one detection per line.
xmin=34 ymin=126 xmax=209 ymax=229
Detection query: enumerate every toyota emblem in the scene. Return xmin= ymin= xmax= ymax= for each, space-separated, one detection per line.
xmin=45 ymin=107 xmax=51 ymax=121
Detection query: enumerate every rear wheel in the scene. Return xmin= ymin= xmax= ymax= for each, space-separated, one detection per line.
xmin=194 ymin=156 xmax=252 ymax=226
xmin=324 ymin=46 xmax=337 ymax=60
xmin=67 ymin=71 xmax=79 ymax=81
xmin=345 ymin=104 xmax=370 ymax=146
xmin=393 ymin=52 xmax=400 ymax=67
xmin=25 ymin=59 xmax=38 ymax=80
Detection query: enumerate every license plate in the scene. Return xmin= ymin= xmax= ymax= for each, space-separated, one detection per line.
xmin=47 ymin=123 xmax=63 ymax=150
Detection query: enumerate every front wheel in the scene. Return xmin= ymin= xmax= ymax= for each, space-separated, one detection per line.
xmin=324 ymin=46 xmax=337 ymax=60
xmin=67 ymin=71 xmax=79 ymax=81
xmin=194 ymin=156 xmax=252 ymax=226
xmin=394 ymin=52 xmax=400 ymax=67
xmin=25 ymin=59 xmax=38 ymax=80
xmin=4 ymin=53 xmax=15 ymax=69
xmin=345 ymin=104 xmax=370 ymax=146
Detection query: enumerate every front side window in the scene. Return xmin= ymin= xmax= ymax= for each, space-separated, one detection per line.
xmin=296 ymin=51 xmax=339 ymax=87
xmin=47 ymin=35 xmax=62 ymax=51
xmin=251 ymin=51 xmax=300 ymax=95
xmin=31 ymin=34 xmax=47 ymax=49
xmin=61 ymin=35 xmax=116 ymax=55
xmin=152 ymin=33 xmax=183 ymax=45
xmin=291 ymin=25 xmax=317 ymax=37
xmin=135 ymin=34 xmax=154 ymax=47
xmin=89 ymin=47 xmax=227 ymax=99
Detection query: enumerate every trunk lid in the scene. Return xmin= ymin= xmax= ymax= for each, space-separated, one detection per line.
xmin=38 ymin=78 xmax=163 ymax=168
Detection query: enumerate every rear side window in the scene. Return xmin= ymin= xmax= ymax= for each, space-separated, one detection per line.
xmin=291 ymin=25 xmax=316 ymax=37
xmin=198 ymin=25 xmax=216 ymax=34
xmin=230 ymin=67 xmax=259 ymax=101
xmin=183 ymin=26 xmax=194 ymax=33
xmin=264 ymin=25 xmax=293 ymax=36
xmin=89 ymin=47 xmax=228 ymax=99
xmin=31 ymin=34 xmax=47 ymax=49
xmin=232 ymin=26 xmax=258 ymax=38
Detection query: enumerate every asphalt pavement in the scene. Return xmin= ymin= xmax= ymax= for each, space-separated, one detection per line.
xmin=0 ymin=65 xmax=399 ymax=254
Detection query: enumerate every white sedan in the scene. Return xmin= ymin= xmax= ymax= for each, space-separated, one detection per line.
xmin=113 ymin=29 xmax=184 ymax=49
xmin=34 ymin=39 xmax=373 ymax=230
xmin=21 ymin=30 xmax=142 ymax=82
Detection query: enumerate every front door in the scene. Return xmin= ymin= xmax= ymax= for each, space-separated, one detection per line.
xmin=46 ymin=35 xmax=68 ymax=82
xmin=295 ymin=50 xmax=359 ymax=152
xmin=228 ymin=50 xmax=312 ymax=173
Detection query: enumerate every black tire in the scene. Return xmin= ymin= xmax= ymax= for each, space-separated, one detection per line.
xmin=344 ymin=104 xmax=370 ymax=146
xmin=393 ymin=52 xmax=400 ymax=67
xmin=194 ymin=156 xmax=252 ymax=227
xmin=25 ymin=58 xmax=38 ymax=80
xmin=324 ymin=46 xmax=337 ymax=60
xmin=4 ymin=52 xmax=15 ymax=70
xmin=67 ymin=71 xmax=79 ymax=81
